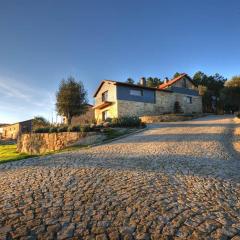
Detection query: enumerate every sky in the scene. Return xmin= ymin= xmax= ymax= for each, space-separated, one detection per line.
xmin=0 ymin=0 xmax=240 ymax=123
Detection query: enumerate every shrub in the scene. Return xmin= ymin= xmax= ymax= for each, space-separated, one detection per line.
xmin=237 ymin=112 xmax=240 ymax=119
xmin=68 ymin=126 xmax=80 ymax=132
xmin=34 ymin=127 xmax=50 ymax=133
xmin=80 ymin=125 xmax=91 ymax=133
xmin=49 ymin=127 xmax=58 ymax=133
xmin=105 ymin=118 xmax=112 ymax=123
xmin=58 ymin=126 xmax=68 ymax=132
xmin=141 ymin=121 xmax=147 ymax=128
xmin=111 ymin=116 xmax=142 ymax=128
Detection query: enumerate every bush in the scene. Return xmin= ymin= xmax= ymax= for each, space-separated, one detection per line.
xmin=58 ymin=126 xmax=68 ymax=132
xmin=236 ymin=112 xmax=240 ymax=119
xmin=111 ymin=116 xmax=142 ymax=128
xmin=34 ymin=127 xmax=50 ymax=133
xmin=68 ymin=126 xmax=80 ymax=132
xmin=49 ymin=127 xmax=58 ymax=133
xmin=80 ymin=125 xmax=91 ymax=133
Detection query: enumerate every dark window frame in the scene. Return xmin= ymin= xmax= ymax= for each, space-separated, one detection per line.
xmin=129 ymin=89 xmax=143 ymax=96
xmin=102 ymin=91 xmax=108 ymax=102
xmin=186 ymin=96 xmax=192 ymax=104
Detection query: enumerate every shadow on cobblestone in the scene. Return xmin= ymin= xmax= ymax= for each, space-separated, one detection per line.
xmin=1 ymin=115 xmax=240 ymax=239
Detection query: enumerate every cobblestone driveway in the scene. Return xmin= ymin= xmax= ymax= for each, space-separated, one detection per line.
xmin=0 ymin=115 xmax=240 ymax=240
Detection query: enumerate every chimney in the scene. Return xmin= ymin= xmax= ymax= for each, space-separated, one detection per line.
xmin=140 ymin=77 xmax=146 ymax=86
xmin=164 ymin=77 xmax=169 ymax=84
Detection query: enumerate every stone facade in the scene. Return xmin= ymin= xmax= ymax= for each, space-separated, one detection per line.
xmin=140 ymin=114 xmax=203 ymax=123
xmin=168 ymin=76 xmax=197 ymax=90
xmin=17 ymin=132 xmax=102 ymax=154
xmin=174 ymin=93 xmax=202 ymax=113
xmin=94 ymin=77 xmax=202 ymax=123
xmin=1 ymin=123 xmax=20 ymax=139
xmin=1 ymin=120 xmax=32 ymax=140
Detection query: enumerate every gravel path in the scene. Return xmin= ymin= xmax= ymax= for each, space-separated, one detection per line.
xmin=0 ymin=115 xmax=240 ymax=239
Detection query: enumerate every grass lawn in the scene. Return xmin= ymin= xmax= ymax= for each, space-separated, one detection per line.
xmin=0 ymin=128 xmax=143 ymax=164
xmin=0 ymin=144 xmax=34 ymax=164
xmin=103 ymin=128 xmax=133 ymax=141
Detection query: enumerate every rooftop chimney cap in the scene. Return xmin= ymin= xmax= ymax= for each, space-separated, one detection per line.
xmin=140 ymin=77 xmax=146 ymax=86
xmin=164 ymin=77 xmax=169 ymax=83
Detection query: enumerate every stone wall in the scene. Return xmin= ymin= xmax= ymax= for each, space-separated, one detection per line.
xmin=2 ymin=123 xmax=20 ymax=139
xmin=94 ymin=81 xmax=202 ymax=123
xmin=17 ymin=132 xmax=102 ymax=154
xmin=168 ymin=76 xmax=197 ymax=90
xmin=140 ymin=114 xmax=202 ymax=123
xmin=155 ymin=91 xmax=175 ymax=113
xmin=110 ymin=93 xmax=202 ymax=119
xmin=117 ymin=100 xmax=157 ymax=117
xmin=175 ymin=93 xmax=202 ymax=114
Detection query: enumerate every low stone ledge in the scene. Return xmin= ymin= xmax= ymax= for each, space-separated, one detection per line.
xmin=140 ymin=113 xmax=203 ymax=123
xmin=17 ymin=132 xmax=102 ymax=154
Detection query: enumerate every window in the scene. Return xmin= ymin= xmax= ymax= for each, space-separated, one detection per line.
xmin=102 ymin=91 xmax=108 ymax=102
xmin=185 ymin=96 xmax=192 ymax=104
xmin=130 ymin=89 xmax=143 ymax=96
xmin=102 ymin=110 xmax=108 ymax=121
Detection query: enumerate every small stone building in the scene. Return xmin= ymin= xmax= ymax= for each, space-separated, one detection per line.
xmin=1 ymin=120 xmax=32 ymax=140
xmin=63 ymin=104 xmax=95 ymax=126
xmin=93 ymin=73 xmax=202 ymax=122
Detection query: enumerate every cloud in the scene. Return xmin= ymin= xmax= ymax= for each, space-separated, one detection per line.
xmin=0 ymin=76 xmax=56 ymax=123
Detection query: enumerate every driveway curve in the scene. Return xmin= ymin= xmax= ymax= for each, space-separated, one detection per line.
xmin=0 ymin=115 xmax=240 ymax=239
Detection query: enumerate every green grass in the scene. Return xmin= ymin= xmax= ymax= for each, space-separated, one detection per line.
xmin=0 ymin=144 xmax=35 ymax=164
xmin=0 ymin=129 xmax=139 ymax=164
xmin=55 ymin=144 xmax=90 ymax=153
xmin=103 ymin=128 xmax=132 ymax=141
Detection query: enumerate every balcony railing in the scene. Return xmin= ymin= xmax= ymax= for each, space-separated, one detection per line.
xmin=93 ymin=96 xmax=113 ymax=109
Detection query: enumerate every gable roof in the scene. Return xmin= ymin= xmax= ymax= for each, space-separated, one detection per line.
xmin=2 ymin=119 xmax=33 ymax=128
xmin=93 ymin=80 xmax=172 ymax=97
xmin=159 ymin=73 xmax=197 ymax=89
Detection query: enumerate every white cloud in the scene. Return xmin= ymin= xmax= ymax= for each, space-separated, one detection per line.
xmin=0 ymin=76 xmax=56 ymax=123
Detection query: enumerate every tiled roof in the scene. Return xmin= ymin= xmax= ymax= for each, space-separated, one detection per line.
xmin=159 ymin=73 xmax=195 ymax=89
xmin=93 ymin=80 xmax=172 ymax=97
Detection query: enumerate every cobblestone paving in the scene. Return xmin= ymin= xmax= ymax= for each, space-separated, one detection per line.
xmin=0 ymin=115 xmax=240 ymax=240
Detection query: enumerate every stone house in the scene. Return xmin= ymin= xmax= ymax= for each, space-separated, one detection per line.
xmin=1 ymin=120 xmax=32 ymax=140
xmin=93 ymin=73 xmax=202 ymax=122
xmin=63 ymin=104 xmax=95 ymax=126
xmin=0 ymin=124 xmax=8 ymax=139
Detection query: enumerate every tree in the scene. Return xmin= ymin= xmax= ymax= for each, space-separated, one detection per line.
xmin=146 ymin=77 xmax=154 ymax=87
xmin=56 ymin=77 xmax=87 ymax=125
xmin=173 ymin=72 xmax=181 ymax=78
xmin=225 ymin=76 xmax=240 ymax=87
xmin=32 ymin=116 xmax=50 ymax=130
xmin=146 ymin=77 xmax=162 ymax=87
xmin=126 ymin=78 xmax=134 ymax=84
xmin=192 ymin=71 xmax=226 ymax=112
xmin=220 ymin=76 xmax=240 ymax=112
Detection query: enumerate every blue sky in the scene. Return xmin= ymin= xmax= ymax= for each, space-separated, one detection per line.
xmin=1 ymin=0 xmax=240 ymax=123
